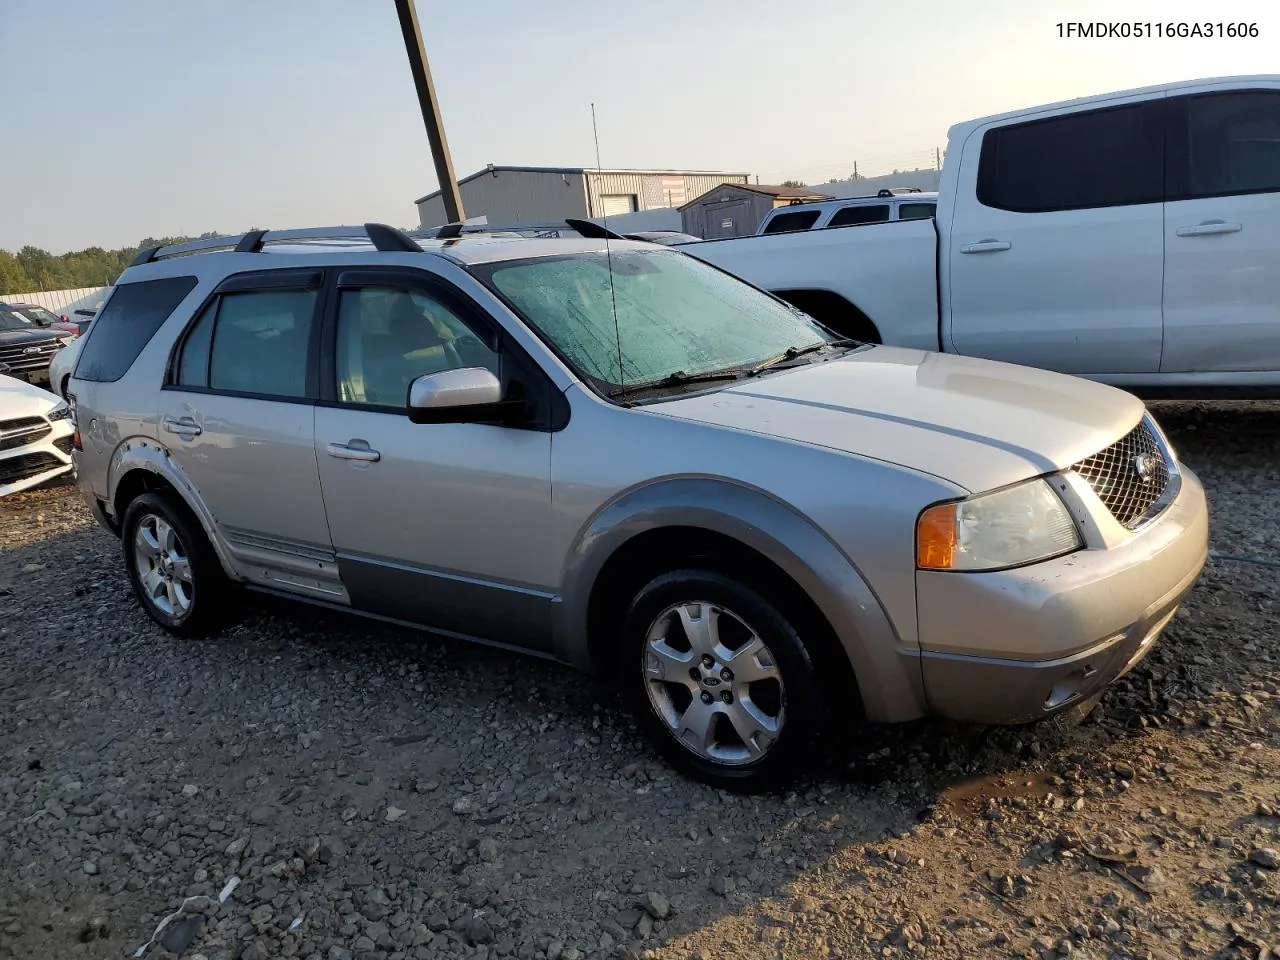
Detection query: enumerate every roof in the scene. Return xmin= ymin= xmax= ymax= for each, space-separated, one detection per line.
xmin=415 ymin=165 xmax=751 ymax=204
xmin=948 ymin=74 xmax=1280 ymax=141
xmin=678 ymin=182 xmax=832 ymax=210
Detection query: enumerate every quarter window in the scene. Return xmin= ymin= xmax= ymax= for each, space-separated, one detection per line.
xmin=898 ymin=202 xmax=936 ymax=220
xmin=977 ymin=102 xmax=1162 ymax=212
xmin=74 ymin=276 xmax=197 ymax=382
xmin=334 ymin=286 xmax=499 ymax=407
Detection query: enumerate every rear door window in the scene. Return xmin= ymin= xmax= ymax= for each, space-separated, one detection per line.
xmin=760 ymin=210 xmax=821 ymax=234
xmin=74 ymin=276 xmax=198 ymax=382
xmin=976 ymin=101 xmax=1163 ymax=212
xmin=1168 ymin=90 xmax=1280 ymax=199
xmin=173 ymin=288 xmax=319 ymax=399
xmin=827 ymin=204 xmax=891 ymax=227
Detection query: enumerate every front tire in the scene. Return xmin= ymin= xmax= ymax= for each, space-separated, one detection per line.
xmin=622 ymin=569 xmax=827 ymax=792
xmin=122 ymin=492 xmax=226 ymax=636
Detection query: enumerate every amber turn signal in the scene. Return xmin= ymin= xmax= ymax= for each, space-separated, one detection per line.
xmin=916 ymin=502 xmax=958 ymax=570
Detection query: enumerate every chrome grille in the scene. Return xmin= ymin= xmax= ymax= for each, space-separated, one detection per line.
xmin=1071 ymin=419 xmax=1172 ymax=529
xmin=0 ymin=416 xmax=50 ymax=452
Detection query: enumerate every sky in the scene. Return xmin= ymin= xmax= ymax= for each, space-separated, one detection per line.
xmin=2 ymin=0 xmax=1276 ymax=253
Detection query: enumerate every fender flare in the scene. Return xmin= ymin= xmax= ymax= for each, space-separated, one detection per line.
xmin=555 ymin=477 xmax=925 ymax=722
xmin=106 ymin=436 xmax=243 ymax=581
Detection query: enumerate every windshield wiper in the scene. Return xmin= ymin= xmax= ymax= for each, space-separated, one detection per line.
xmin=749 ymin=338 xmax=861 ymax=375
xmin=608 ymin=368 xmax=745 ymax=399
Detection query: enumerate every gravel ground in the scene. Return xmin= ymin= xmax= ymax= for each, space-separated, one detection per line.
xmin=0 ymin=400 xmax=1277 ymax=960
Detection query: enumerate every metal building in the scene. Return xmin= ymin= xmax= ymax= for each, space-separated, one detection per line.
xmin=679 ymin=183 xmax=831 ymax=239
xmin=415 ymin=166 xmax=749 ymax=229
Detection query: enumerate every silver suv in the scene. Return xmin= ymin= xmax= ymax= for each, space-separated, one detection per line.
xmin=70 ymin=222 xmax=1208 ymax=790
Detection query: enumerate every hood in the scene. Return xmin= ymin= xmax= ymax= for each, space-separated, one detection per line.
xmin=0 ymin=374 xmax=61 ymax=418
xmin=648 ymin=346 xmax=1144 ymax=493
xmin=0 ymin=327 xmax=61 ymax=345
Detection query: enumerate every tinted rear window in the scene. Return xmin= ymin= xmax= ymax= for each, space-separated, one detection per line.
xmin=761 ymin=210 xmax=821 ymax=234
xmin=74 ymin=276 xmax=198 ymax=382
xmin=977 ymin=102 xmax=1162 ymax=212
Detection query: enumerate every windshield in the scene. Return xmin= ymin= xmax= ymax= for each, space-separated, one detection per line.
xmin=0 ymin=310 xmax=38 ymax=332
xmin=475 ymin=248 xmax=833 ymax=395
xmin=18 ymin=305 xmax=61 ymax=324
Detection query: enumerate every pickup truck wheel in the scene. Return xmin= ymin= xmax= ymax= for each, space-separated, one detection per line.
xmin=623 ymin=569 xmax=825 ymax=792
xmin=122 ymin=492 xmax=226 ymax=637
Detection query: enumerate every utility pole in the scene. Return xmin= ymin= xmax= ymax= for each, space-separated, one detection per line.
xmin=935 ymin=147 xmax=941 ymax=171
xmin=393 ymin=0 xmax=465 ymax=223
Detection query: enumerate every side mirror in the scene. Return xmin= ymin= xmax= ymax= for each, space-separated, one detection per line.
xmin=407 ymin=368 xmax=523 ymax=425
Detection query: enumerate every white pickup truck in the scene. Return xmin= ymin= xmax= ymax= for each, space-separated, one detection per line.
xmin=684 ymin=75 xmax=1280 ymax=396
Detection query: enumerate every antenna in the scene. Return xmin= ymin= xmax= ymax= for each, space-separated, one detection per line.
xmin=592 ymin=101 xmax=624 ymax=392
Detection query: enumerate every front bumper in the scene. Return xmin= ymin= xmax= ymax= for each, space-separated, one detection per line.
xmin=916 ymin=465 xmax=1209 ymax=724
xmin=0 ymin=420 xmax=74 ymax=498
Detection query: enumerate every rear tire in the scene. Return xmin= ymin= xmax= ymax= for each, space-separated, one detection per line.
xmin=121 ymin=491 xmax=227 ymax=636
xmin=621 ymin=568 xmax=827 ymax=792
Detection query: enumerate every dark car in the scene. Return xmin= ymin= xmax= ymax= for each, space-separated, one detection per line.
xmin=0 ymin=306 xmax=68 ymax=385
xmin=3 ymin=302 xmax=82 ymax=336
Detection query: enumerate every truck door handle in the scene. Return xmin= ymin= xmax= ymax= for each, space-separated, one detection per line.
xmin=326 ymin=440 xmax=380 ymax=463
xmin=1176 ymin=220 xmax=1242 ymax=237
xmin=161 ymin=416 xmax=202 ymax=437
xmin=959 ymin=239 xmax=1012 ymax=254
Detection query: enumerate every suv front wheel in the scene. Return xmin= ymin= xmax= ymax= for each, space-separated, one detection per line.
xmin=122 ymin=492 xmax=225 ymax=636
xmin=622 ymin=568 xmax=827 ymax=791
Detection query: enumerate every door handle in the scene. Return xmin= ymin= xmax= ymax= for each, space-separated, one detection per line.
xmin=161 ymin=416 xmax=202 ymax=437
xmin=326 ymin=441 xmax=380 ymax=463
xmin=1176 ymin=220 xmax=1242 ymax=237
xmin=959 ymin=239 xmax=1012 ymax=254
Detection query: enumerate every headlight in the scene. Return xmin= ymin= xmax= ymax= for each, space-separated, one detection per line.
xmin=917 ymin=478 xmax=1082 ymax=571
xmin=46 ymin=401 xmax=71 ymax=422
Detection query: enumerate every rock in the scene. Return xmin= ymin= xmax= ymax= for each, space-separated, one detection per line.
xmin=546 ymin=940 xmax=564 ymax=960
xmin=240 ymin=940 xmax=271 ymax=960
xmin=478 ymin=838 xmax=498 ymax=862
xmin=318 ymin=836 xmax=345 ymax=864
xmin=1131 ymin=865 xmax=1167 ymax=890
xmin=452 ymin=796 xmax=476 ymax=815
xmin=82 ymin=860 xmax=99 ymax=875
xmin=636 ymin=913 xmax=654 ymax=939
xmin=225 ymin=837 xmax=249 ymax=857
xmin=709 ymin=876 xmax=734 ymax=897
xmin=328 ymin=948 xmax=353 ymax=960
xmin=183 ymin=896 xmax=214 ymax=914
xmin=465 ymin=915 xmax=494 ymax=945
xmin=639 ymin=892 xmax=670 ymax=920
xmin=160 ymin=914 xmax=205 ymax=954
xmin=1113 ymin=762 xmax=1135 ymax=780
xmin=182 ymin=784 xmax=200 ymax=797
xmin=251 ymin=904 xmax=273 ymax=926
xmin=385 ymin=806 xmax=406 ymax=823
xmin=248 ymin=806 xmax=275 ymax=825
xmin=561 ymin=949 xmax=581 ymax=960
xmin=1249 ymin=848 xmax=1280 ymax=869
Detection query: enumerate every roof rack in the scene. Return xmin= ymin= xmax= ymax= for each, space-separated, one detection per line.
xmin=417 ymin=219 xmax=626 ymax=242
xmin=130 ymin=222 xmax=424 ymax=266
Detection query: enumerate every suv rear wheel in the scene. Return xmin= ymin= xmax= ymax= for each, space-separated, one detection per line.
xmin=622 ymin=568 xmax=826 ymax=791
xmin=122 ymin=492 xmax=226 ymax=636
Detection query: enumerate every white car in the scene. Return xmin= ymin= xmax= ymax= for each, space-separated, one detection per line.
xmin=49 ymin=333 xmax=85 ymax=400
xmin=687 ymin=74 xmax=1280 ymax=397
xmin=0 ymin=372 xmax=75 ymax=497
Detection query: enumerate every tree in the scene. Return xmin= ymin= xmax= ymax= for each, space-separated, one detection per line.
xmin=781 ymin=179 xmax=808 ymax=188
xmin=0 ymin=251 xmax=31 ymax=294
